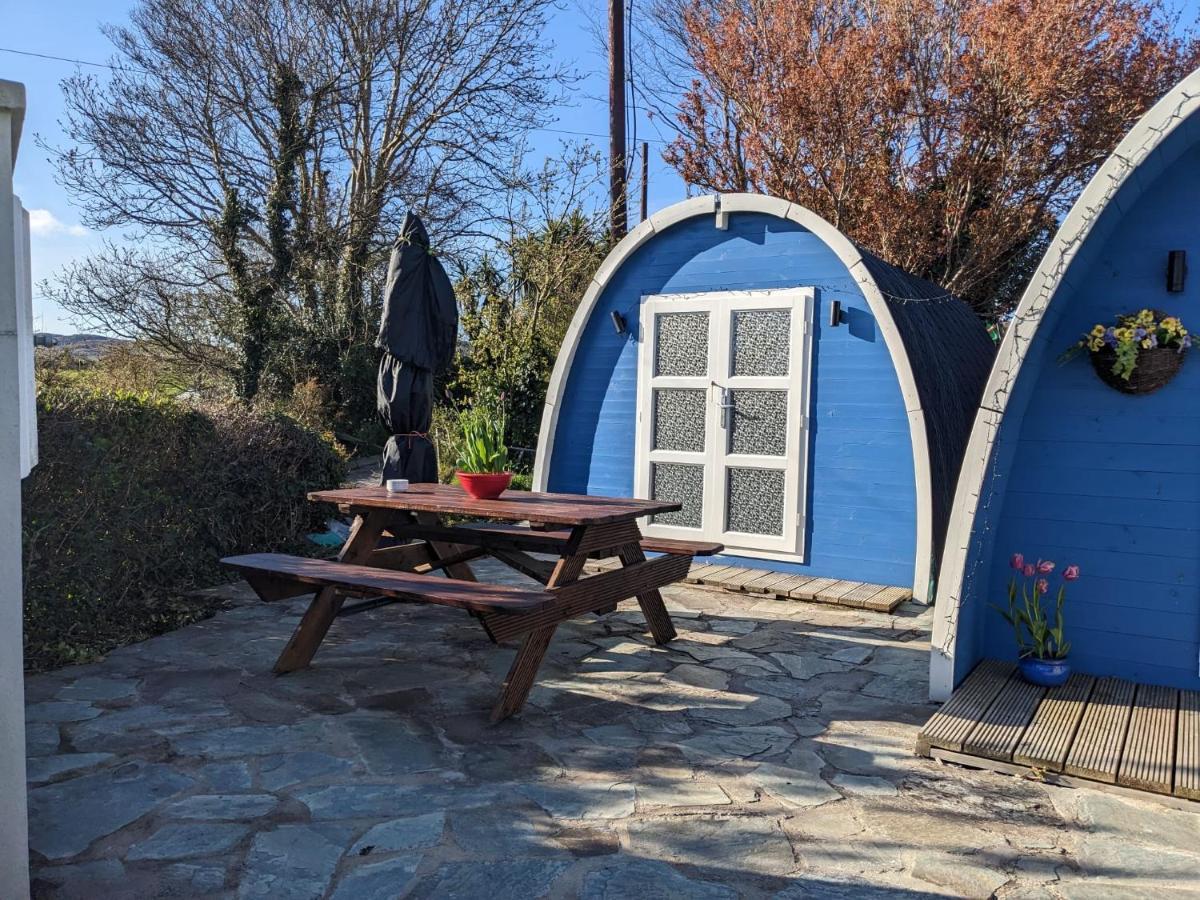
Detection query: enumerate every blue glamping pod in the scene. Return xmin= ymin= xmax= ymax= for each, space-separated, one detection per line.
xmin=534 ymin=194 xmax=994 ymax=603
xmin=932 ymin=70 xmax=1200 ymax=698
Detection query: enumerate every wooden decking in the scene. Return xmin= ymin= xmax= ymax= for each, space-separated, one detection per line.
xmin=917 ymin=659 xmax=1200 ymax=806
xmin=586 ymin=559 xmax=912 ymax=613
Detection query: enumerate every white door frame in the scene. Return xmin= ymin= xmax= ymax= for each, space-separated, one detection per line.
xmin=634 ymin=287 xmax=815 ymax=560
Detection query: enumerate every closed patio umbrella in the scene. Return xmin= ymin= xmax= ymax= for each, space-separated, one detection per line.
xmin=376 ymin=212 xmax=457 ymax=483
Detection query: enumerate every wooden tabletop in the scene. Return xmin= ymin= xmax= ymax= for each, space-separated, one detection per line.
xmin=309 ymin=483 xmax=681 ymax=526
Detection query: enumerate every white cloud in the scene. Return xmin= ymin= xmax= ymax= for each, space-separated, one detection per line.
xmin=27 ymin=208 xmax=89 ymax=238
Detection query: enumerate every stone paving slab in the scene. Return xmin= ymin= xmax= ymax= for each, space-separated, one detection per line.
xmin=23 ymin=561 xmax=1200 ymax=898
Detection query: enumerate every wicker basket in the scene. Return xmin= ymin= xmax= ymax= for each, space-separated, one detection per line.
xmin=1089 ymin=343 xmax=1187 ymax=394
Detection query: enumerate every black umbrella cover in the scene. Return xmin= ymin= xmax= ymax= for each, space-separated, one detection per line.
xmin=375 ymin=212 xmax=457 ymax=484
xmin=375 ymin=212 xmax=457 ymax=371
xmin=378 ymin=354 xmax=438 ymax=483
xmin=381 ymin=432 xmax=438 ymax=483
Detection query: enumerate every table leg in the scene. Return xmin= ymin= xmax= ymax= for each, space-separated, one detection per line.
xmin=616 ymin=543 xmax=678 ymax=645
xmin=273 ymin=510 xmax=389 ymax=674
xmin=490 ymin=625 xmax=557 ymax=722
xmin=547 ymin=552 xmax=588 ymax=586
xmin=488 ymin=549 xmax=587 ymax=720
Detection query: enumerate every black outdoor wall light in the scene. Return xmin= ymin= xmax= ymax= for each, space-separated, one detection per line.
xmin=611 ymin=310 xmax=627 ymax=334
xmin=1167 ymin=250 xmax=1187 ymax=293
xmin=829 ymin=299 xmax=846 ymax=327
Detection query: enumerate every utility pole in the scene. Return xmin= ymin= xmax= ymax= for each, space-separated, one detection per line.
xmin=639 ymin=141 xmax=649 ymax=222
xmin=609 ymin=0 xmax=627 ymax=240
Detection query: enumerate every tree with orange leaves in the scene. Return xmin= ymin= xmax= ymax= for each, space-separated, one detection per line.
xmin=647 ymin=0 xmax=1198 ymax=315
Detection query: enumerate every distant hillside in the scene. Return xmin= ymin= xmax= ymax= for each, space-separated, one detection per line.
xmin=34 ymin=333 xmax=129 ymax=361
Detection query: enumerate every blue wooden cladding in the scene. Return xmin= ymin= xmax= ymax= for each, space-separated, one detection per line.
xmin=545 ymin=209 xmax=919 ymax=589
xmin=945 ymin=95 xmax=1200 ymax=692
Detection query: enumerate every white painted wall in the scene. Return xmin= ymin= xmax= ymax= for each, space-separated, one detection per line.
xmin=0 ymin=78 xmax=31 ymax=900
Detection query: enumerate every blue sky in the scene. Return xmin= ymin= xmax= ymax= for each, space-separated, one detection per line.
xmin=10 ymin=2 xmax=1200 ymax=333
xmin=2 ymin=1 xmax=685 ymax=332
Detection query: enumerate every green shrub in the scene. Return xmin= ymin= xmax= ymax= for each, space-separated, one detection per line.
xmin=22 ymin=383 xmax=346 ymax=671
xmin=430 ymin=404 xmax=463 ymax=484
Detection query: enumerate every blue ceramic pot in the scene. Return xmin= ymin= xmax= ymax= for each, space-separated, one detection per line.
xmin=1019 ymin=657 xmax=1070 ymax=687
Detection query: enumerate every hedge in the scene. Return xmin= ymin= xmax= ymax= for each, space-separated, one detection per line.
xmin=22 ymin=384 xmax=346 ymax=671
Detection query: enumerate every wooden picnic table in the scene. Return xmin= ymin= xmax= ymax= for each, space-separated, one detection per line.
xmin=223 ymin=484 xmax=721 ymax=721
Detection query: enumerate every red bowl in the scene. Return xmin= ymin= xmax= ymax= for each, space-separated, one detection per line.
xmin=455 ymin=471 xmax=512 ymax=500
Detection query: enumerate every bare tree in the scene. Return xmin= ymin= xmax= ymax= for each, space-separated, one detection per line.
xmin=45 ymin=0 xmax=569 ymax=418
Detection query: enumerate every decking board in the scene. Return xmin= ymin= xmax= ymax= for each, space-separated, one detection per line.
xmin=613 ymin=558 xmax=912 ymax=614
xmin=742 ymin=571 xmax=792 ymax=594
xmin=1064 ymin=677 xmax=1136 ymax=783
xmin=1014 ymin=674 xmax=1095 ymax=772
xmin=922 ymin=662 xmax=1198 ymax=805
xmin=863 ymin=586 xmax=911 ymax=612
xmin=766 ymin=575 xmax=814 ymax=597
xmin=839 ymin=582 xmax=885 ymax=608
xmin=698 ymin=566 xmax=737 ymax=586
xmin=789 ymin=577 xmax=839 ymax=599
xmin=916 ymin=659 xmax=1014 ymax=755
xmin=719 ymin=568 xmax=766 ymax=590
xmin=685 ymin=563 xmax=724 ymax=583
xmin=962 ymin=676 xmax=1045 ymax=762
xmin=814 ymin=580 xmax=864 ymax=603
xmin=1117 ymin=683 xmax=1178 ymax=795
xmin=1177 ymin=690 xmax=1200 ymax=801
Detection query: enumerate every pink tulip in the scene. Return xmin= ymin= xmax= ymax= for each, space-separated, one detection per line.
xmin=1036 ymin=578 xmax=1049 ymax=594
xmin=1023 ymin=564 xmax=1035 ymax=578
xmin=1037 ymin=559 xmax=1055 ymax=574
xmin=1010 ymin=553 xmax=1024 ymax=570
xmin=1063 ymin=565 xmax=1080 ymax=581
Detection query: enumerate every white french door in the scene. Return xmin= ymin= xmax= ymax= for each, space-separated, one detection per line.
xmin=634 ymin=288 xmax=814 ymax=558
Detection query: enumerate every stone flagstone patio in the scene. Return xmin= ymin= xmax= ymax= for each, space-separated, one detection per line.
xmin=24 ymin=562 xmax=1200 ymax=899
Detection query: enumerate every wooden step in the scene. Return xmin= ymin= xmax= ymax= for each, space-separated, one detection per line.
xmin=637 ymin=558 xmax=912 ymax=614
xmin=222 ymin=553 xmax=553 ymax=614
xmin=920 ymin=661 xmax=1200 ymax=808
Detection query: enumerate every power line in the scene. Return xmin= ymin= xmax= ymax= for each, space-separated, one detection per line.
xmin=0 ymin=45 xmax=129 ymax=72
xmin=538 ymin=125 xmax=666 ymax=146
xmin=0 ymin=44 xmax=671 ymax=146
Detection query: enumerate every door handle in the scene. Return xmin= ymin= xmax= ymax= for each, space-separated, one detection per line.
xmin=717 ymin=387 xmax=734 ymax=429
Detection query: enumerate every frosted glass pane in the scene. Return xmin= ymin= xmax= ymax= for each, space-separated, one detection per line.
xmin=726 ymin=467 xmax=784 ymax=535
xmin=653 ymin=389 xmax=706 ymax=452
xmin=651 ymin=463 xmax=704 ymax=528
xmin=729 ymin=390 xmax=787 ymax=456
xmin=655 ymin=312 xmax=709 ymax=377
xmin=731 ymin=309 xmax=790 ymax=377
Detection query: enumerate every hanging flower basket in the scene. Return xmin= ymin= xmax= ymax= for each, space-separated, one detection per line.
xmin=1089 ymin=343 xmax=1186 ymax=394
xmin=1062 ymin=308 xmax=1190 ymax=396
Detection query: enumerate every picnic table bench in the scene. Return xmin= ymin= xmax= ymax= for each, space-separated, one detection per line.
xmin=222 ymin=484 xmax=721 ymax=721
